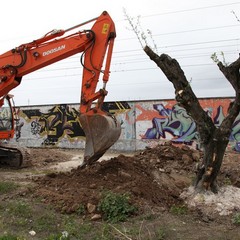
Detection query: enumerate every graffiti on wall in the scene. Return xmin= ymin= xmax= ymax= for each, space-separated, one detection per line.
xmin=21 ymin=104 xmax=84 ymax=145
xmin=18 ymin=102 xmax=131 ymax=146
xmin=143 ymin=102 xmax=240 ymax=151
xmin=229 ymin=114 xmax=240 ymax=151
xmin=143 ymin=104 xmax=198 ymax=144
xmin=15 ymin=98 xmax=240 ymax=151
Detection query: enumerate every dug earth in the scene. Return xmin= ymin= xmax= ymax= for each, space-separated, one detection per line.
xmin=1 ymin=142 xmax=240 ymax=239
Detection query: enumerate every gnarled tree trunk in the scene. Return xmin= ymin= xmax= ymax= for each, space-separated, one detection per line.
xmin=144 ymin=46 xmax=240 ymax=192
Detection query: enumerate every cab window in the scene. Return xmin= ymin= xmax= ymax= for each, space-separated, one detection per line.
xmin=0 ymin=98 xmax=13 ymax=131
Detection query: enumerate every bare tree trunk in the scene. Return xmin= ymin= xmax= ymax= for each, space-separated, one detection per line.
xmin=196 ymin=129 xmax=229 ymax=192
xmin=144 ymin=46 xmax=240 ymax=192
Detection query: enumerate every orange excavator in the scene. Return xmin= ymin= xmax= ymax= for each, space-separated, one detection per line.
xmin=0 ymin=11 xmax=121 ymax=168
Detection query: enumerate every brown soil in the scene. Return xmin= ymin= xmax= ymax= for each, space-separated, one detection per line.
xmin=31 ymin=143 xmax=240 ymax=217
xmin=1 ymin=143 xmax=240 ymax=239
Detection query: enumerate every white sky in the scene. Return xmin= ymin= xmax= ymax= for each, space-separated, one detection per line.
xmin=1 ymin=0 xmax=239 ymax=106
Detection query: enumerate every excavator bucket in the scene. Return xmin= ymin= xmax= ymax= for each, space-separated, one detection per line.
xmin=79 ymin=112 xmax=121 ymax=167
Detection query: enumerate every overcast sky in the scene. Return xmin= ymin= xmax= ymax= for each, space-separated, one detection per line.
xmin=1 ymin=0 xmax=240 ymax=106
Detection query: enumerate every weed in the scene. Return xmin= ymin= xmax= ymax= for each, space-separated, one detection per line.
xmin=0 ymin=182 xmax=18 ymax=194
xmin=223 ymin=177 xmax=232 ymax=185
xmin=170 ymin=205 xmax=188 ymax=215
xmin=156 ymin=227 xmax=166 ymax=240
xmin=98 ymin=191 xmax=137 ymax=223
xmin=233 ymin=213 xmax=240 ymax=225
xmin=76 ymin=204 xmax=86 ymax=215
xmin=45 ymin=232 xmax=69 ymax=240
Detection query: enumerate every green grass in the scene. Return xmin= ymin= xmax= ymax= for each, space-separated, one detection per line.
xmin=170 ymin=204 xmax=188 ymax=215
xmin=0 ymin=193 xmax=238 ymax=239
xmin=44 ymin=232 xmax=69 ymax=240
xmin=0 ymin=181 xmax=19 ymax=194
xmin=0 ymin=236 xmax=21 ymax=240
xmin=233 ymin=213 xmax=240 ymax=225
xmin=34 ymin=213 xmax=59 ymax=232
xmin=7 ymin=201 xmax=32 ymax=218
xmin=98 ymin=191 xmax=137 ymax=223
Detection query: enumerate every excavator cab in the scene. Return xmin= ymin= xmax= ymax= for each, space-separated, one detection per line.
xmin=0 ymin=95 xmax=14 ymax=139
xmin=0 ymin=95 xmax=24 ymax=168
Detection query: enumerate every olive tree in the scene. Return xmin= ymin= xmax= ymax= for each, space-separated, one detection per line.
xmin=125 ymin=10 xmax=240 ymax=192
xmin=144 ymin=46 xmax=240 ymax=192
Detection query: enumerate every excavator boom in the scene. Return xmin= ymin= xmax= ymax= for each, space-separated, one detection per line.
xmin=0 ymin=11 xmax=121 ymax=167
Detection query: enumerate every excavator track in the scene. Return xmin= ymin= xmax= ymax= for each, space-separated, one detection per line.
xmin=0 ymin=145 xmax=31 ymax=168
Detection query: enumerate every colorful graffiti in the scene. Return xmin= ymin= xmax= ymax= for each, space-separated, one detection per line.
xmin=230 ymin=114 xmax=240 ymax=151
xmin=18 ymin=102 xmax=131 ymax=146
xmin=22 ymin=104 xmax=84 ymax=145
xmin=143 ymin=102 xmax=240 ymax=151
xmin=143 ymin=104 xmax=198 ymax=144
xmin=14 ymin=98 xmax=240 ymax=151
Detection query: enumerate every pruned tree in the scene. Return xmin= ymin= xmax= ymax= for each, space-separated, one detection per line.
xmin=144 ymin=47 xmax=240 ymax=193
xmin=124 ymin=9 xmax=240 ymax=192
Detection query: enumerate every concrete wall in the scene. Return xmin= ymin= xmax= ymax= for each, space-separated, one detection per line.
xmin=14 ymin=97 xmax=240 ymax=152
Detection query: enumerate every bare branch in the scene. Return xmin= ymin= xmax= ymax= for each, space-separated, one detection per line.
xmin=144 ymin=46 xmax=215 ymax=144
xmin=217 ymin=56 xmax=240 ymax=92
xmin=123 ymin=9 xmax=158 ymax=52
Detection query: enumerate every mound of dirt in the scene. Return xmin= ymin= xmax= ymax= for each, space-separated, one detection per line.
xmin=33 ymin=143 xmax=202 ymax=215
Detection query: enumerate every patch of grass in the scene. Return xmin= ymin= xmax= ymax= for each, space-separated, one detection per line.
xmin=98 ymin=191 xmax=137 ymax=223
xmin=233 ymin=213 xmax=240 ymax=225
xmin=63 ymin=216 xmax=93 ymax=239
xmin=223 ymin=177 xmax=232 ymax=185
xmin=0 ymin=200 xmax=33 ymax=232
xmin=45 ymin=232 xmax=69 ymax=240
xmin=156 ymin=227 xmax=167 ymax=240
xmin=110 ymin=221 xmax=168 ymax=240
xmin=0 ymin=235 xmax=25 ymax=240
xmin=97 ymin=224 xmax=112 ymax=240
xmin=0 ymin=182 xmax=19 ymax=194
xmin=34 ymin=213 xmax=58 ymax=232
xmin=170 ymin=204 xmax=188 ymax=215
xmin=7 ymin=201 xmax=32 ymax=218
xmin=141 ymin=213 xmax=158 ymax=221
xmin=76 ymin=204 xmax=86 ymax=215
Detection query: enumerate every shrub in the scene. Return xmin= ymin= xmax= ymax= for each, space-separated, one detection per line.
xmin=98 ymin=191 xmax=137 ymax=223
xmin=233 ymin=213 xmax=240 ymax=225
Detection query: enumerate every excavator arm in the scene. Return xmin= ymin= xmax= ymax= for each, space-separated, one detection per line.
xmin=0 ymin=11 xmax=121 ymax=167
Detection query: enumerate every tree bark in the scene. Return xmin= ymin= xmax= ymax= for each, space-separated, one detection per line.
xmin=144 ymin=46 xmax=240 ymax=192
